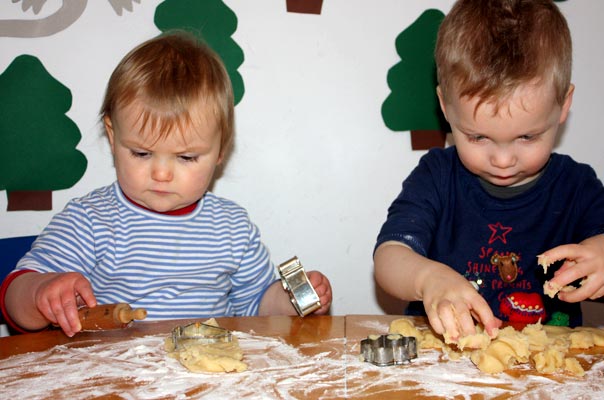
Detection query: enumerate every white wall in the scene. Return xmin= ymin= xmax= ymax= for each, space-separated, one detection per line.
xmin=1 ymin=0 xmax=603 ymax=316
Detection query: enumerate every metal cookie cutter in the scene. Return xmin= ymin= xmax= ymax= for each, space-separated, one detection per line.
xmin=278 ymin=256 xmax=321 ymax=317
xmin=171 ymin=322 xmax=232 ymax=349
xmin=360 ymin=334 xmax=417 ymax=366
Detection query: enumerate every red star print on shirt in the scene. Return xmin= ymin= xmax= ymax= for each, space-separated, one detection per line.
xmin=488 ymin=222 xmax=513 ymax=244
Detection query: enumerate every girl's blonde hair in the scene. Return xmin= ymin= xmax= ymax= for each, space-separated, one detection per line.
xmin=100 ymin=31 xmax=234 ymax=156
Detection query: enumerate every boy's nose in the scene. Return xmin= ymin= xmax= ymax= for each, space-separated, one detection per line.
xmin=490 ymin=149 xmax=516 ymax=169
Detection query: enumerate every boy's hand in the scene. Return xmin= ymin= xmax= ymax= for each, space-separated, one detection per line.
xmin=540 ymin=235 xmax=604 ymax=302
xmin=421 ymin=268 xmax=501 ymax=341
xmin=34 ymin=272 xmax=96 ymax=337
xmin=307 ymin=271 xmax=332 ymax=315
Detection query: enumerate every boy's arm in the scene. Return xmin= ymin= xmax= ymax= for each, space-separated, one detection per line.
xmin=374 ymin=241 xmax=427 ymax=301
xmin=374 ymin=241 xmax=500 ymax=339
xmin=5 ymin=271 xmax=96 ymax=337
xmin=540 ymin=234 xmax=604 ymax=303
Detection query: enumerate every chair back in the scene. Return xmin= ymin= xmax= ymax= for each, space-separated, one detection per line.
xmin=0 ymin=235 xmax=37 ymax=332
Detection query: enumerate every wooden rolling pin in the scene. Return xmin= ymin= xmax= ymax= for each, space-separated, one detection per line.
xmin=78 ymin=303 xmax=147 ymax=330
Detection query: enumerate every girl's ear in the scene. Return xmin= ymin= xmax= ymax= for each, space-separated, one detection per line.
xmin=104 ymin=115 xmax=116 ymax=153
xmin=559 ymin=84 xmax=574 ymax=124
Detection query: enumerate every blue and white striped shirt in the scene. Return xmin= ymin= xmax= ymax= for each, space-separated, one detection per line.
xmin=16 ymin=182 xmax=278 ymax=319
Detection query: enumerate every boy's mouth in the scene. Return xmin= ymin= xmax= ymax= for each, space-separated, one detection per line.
xmin=485 ymin=174 xmax=521 ymax=186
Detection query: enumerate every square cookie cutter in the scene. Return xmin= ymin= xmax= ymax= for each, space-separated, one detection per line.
xmin=278 ymin=256 xmax=321 ymax=317
xmin=170 ymin=322 xmax=232 ymax=349
xmin=360 ymin=334 xmax=417 ymax=366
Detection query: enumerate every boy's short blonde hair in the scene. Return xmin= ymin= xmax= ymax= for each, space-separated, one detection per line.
xmin=100 ymin=31 xmax=234 ymax=156
xmin=436 ymin=0 xmax=572 ymax=110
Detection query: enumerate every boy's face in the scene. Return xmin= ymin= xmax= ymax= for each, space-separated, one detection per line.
xmin=104 ymin=100 xmax=223 ymax=212
xmin=438 ymin=82 xmax=573 ymax=187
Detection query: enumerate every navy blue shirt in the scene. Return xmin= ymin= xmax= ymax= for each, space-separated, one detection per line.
xmin=376 ymin=147 xmax=604 ymax=327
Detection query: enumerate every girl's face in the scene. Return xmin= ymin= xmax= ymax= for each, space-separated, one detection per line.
xmin=105 ymin=100 xmax=223 ymax=212
xmin=439 ymin=82 xmax=573 ymax=187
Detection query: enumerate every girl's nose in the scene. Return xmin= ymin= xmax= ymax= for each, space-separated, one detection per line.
xmin=151 ymin=159 xmax=173 ymax=182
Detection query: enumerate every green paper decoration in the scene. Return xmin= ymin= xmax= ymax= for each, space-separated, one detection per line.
xmin=0 ymin=55 xmax=87 ymax=210
xmin=382 ymin=9 xmax=448 ymax=146
xmin=154 ymin=0 xmax=245 ymax=105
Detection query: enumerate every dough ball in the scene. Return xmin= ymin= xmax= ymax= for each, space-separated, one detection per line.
xmin=564 ymin=357 xmax=585 ymax=377
xmin=532 ymin=348 xmax=564 ymax=374
xmin=389 ymin=318 xmax=422 ymax=343
xmin=420 ymin=331 xmax=445 ymax=350
xmin=456 ymin=331 xmax=491 ymax=351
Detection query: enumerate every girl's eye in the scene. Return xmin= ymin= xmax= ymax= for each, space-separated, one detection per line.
xmin=179 ymin=155 xmax=199 ymax=163
xmin=519 ymin=135 xmax=536 ymax=141
xmin=130 ymin=150 xmax=150 ymax=158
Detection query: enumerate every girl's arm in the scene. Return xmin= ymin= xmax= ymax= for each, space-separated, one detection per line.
xmin=5 ymin=271 xmax=96 ymax=337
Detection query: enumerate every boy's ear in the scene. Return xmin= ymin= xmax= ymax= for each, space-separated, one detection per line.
xmin=104 ymin=115 xmax=116 ymax=153
xmin=436 ymin=86 xmax=448 ymax=121
xmin=559 ymin=84 xmax=574 ymax=124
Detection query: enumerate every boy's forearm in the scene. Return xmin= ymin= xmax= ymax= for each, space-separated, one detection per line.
xmin=374 ymin=241 xmax=443 ymax=302
xmin=5 ymin=273 xmax=51 ymax=331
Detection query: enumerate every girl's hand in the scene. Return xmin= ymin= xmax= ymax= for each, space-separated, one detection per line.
xmin=34 ymin=272 xmax=96 ymax=337
xmin=307 ymin=271 xmax=332 ymax=315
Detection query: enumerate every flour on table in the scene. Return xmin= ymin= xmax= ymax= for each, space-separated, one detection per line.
xmin=0 ymin=332 xmax=345 ymax=400
xmin=354 ymin=319 xmax=390 ymax=333
xmin=2 ymin=326 xmax=604 ymax=399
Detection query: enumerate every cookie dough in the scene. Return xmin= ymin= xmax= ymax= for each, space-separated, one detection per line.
xmin=388 ymin=318 xmax=604 ymax=377
xmin=470 ymin=327 xmax=530 ymax=374
xmin=538 ymin=256 xmax=582 ymax=298
xmin=165 ymin=318 xmax=247 ymax=373
xmin=446 ymin=330 xmax=492 ymax=351
xmin=537 ymin=254 xmax=552 ymax=274
xmin=389 ymin=318 xmax=422 ymax=342
xmin=543 ymin=280 xmax=576 ymax=298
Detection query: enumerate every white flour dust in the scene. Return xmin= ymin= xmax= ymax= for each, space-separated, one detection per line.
xmin=0 ymin=332 xmax=345 ymax=400
xmin=1 ymin=329 xmax=604 ymax=399
xmin=345 ymin=347 xmax=604 ymax=399
xmin=348 ymin=318 xmax=604 ymax=399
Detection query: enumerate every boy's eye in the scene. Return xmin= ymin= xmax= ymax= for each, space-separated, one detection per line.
xmin=467 ymin=135 xmax=486 ymax=142
xmin=519 ymin=135 xmax=536 ymax=141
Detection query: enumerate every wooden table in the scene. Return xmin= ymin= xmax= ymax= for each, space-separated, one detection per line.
xmin=1 ymin=315 xmax=604 ymax=399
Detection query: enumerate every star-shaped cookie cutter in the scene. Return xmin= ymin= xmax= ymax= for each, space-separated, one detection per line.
xmin=360 ymin=334 xmax=417 ymax=366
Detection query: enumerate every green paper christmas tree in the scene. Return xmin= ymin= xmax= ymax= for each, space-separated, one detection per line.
xmin=382 ymin=9 xmax=448 ymax=150
xmin=154 ymin=0 xmax=245 ymax=105
xmin=0 ymin=55 xmax=87 ymax=211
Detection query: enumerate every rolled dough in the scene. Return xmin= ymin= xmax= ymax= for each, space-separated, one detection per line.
xmin=165 ymin=318 xmax=247 ymax=373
